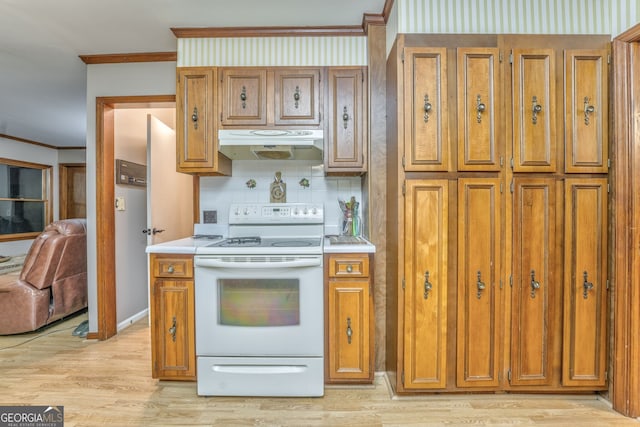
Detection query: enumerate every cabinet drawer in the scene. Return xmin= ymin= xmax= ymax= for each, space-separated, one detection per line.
xmin=328 ymin=255 xmax=369 ymax=278
xmin=152 ymin=256 xmax=193 ymax=278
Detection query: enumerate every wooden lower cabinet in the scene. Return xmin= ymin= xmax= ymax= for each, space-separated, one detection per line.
xmin=325 ymin=253 xmax=374 ymax=383
xmin=149 ymin=254 xmax=196 ymax=381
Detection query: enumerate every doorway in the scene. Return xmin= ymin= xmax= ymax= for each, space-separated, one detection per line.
xmin=59 ymin=163 xmax=86 ymax=219
xmin=93 ymin=95 xmax=195 ymax=340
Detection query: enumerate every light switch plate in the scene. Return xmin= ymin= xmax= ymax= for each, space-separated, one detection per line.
xmin=115 ymin=196 xmax=126 ymax=211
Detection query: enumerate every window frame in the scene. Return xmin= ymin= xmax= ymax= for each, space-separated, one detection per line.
xmin=0 ymin=157 xmax=53 ymax=242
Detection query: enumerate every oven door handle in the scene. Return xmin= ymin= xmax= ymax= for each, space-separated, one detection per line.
xmin=195 ymin=257 xmax=321 ymax=269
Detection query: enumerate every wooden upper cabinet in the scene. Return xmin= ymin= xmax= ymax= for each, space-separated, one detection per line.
xmin=403 ymin=47 xmax=449 ymax=171
xmin=325 ymin=67 xmax=367 ymax=172
xmin=563 ymin=178 xmax=608 ymax=388
xmin=176 ymin=67 xmax=231 ymax=175
xmin=457 ymin=48 xmax=501 ymax=171
xmin=220 ymin=68 xmax=268 ymax=126
xmin=456 ymin=178 xmax=501 ymax=388
xmin=510 ymin=178 xmax=559 ymax=387
xmin=564 ymin=50 xmax=609 ymax=173
xmin=274 ymin=68 xmax=321 ymax=126
xmin=512 ymin=49 xmax=556 ymax=172
xmin=403 ymin=180 xmax=448 ymax=390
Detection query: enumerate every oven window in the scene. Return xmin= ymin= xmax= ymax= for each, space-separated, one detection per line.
xmin=218 ymin=279 xmax=300 ymax=327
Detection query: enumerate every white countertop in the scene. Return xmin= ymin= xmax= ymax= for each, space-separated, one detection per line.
xmin=146 ymin=236 xmax=375 ymax=254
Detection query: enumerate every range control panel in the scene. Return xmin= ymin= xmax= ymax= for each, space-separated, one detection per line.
xmin=229 ymin=203 xmax=324 ymax=224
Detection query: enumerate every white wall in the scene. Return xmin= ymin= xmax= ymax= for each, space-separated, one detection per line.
xmin=0 ymin=137 xmax=86 ymax=256
xmin=85 ymin=61 xmax=176 ymax=333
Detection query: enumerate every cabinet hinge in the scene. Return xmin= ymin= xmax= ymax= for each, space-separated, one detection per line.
xmin=509 ymin=51 xmax=513 ymax=64
xmin=402 ymin=278 xmax=405 ymax=290
xmin=608 ymin=158 xmax=611 ymax=169
xmin=500 ymin=182 xmax=503 ymax=193
xmin=608 ymin=183 xmax=610 ymax=193
xmin=500 ymin=156 xmax=504 ymax=167
xmin=510 ymin=180 xmax=514 ymax=193
xmin=402 ymin=181 xmax=406 ymax=196
xmin=507 ymin=370 xmax=512 ymax=382
xmin=401 ymin=50 xmax=405 ymax=63
xmin=509 ymin=275 xmax=513 ymax=287
xmin=499 ymin=51 xmax=503 ymax=63
xmin=608 ymin=54 xmax=611 ymax=64
xmin=510 ymin=157 xmax=514 ymax=169
xmin=401 ymin=371 xmax=405 ymax=385
xmin=402 ymin=156 xmax=406 ymax=168
xmin=607 ymin=279 xmax=610 ymax=290
xmin=500 ymin=279 xmax=503 ymax=290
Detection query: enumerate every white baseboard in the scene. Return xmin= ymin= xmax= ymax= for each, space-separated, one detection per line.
xmin=117 ymin=309 xmax=149 ymax=332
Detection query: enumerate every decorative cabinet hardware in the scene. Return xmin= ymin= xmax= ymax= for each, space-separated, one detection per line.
xmin=530 ymin=269 xmax=541 ymax=298
xmin=424 ymin=270 xmax=433 ymax=299
xmin=476 ymin=270 xmax=486 ymax=299
xmin=346 ymin=264 xmax=353 ymax=273
xmin=240 ymin=86 xmax=247 ymax=109
xmin=532 ymin=96 xmax=543 ymax=124
xmin=167 ymin=264 xmax=175 ymax=274
xmin=346 ymin=317 xmax=353 ymax=344
xmin=168 ymin=316 xmax=177 ymax=342
xmin=583 ymin=96 xmax=595 ymax=125
xmin=423 ymin=94 xmax=432 ymax=123
xmin=342 ymin=106 xmax=350 ymax=129
xmin=293 ymin=86 xmax=301 ymax=108
xmin=476 ymin=95 xmax=486 ymax=123
xmin=191 ymin=106 xmax=199 ymax=130
xmin=583 ymin=271 xmax=594 ymax=299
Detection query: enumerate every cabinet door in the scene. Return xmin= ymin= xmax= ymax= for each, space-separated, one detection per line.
xmin=326 ymin=67 xmax=367 ymax=171
xmin=220 ymin=68 xmax=267 ymax=125
xmin=563 ymin=178 xmax=608 ymax=387
xmin=176 ymin=68 xmax=215 ymax=170
xmin=512 ymin=49 xmax=556 ymax=172
xmin=151 ymin=278 xmax=195 ymax=380
xmin=564 ymin=50 xmax=609 ymax=173
xmin=511 ymin=178 xmax=558 ymax=386
xmin=457 ymin=178 xmax=501 ymax=388
xmin=327 ymin=279 xmax=371 ymax=381
xmin=403 ymin=180 xmax=448 ymax=389
xmin=274 ymin=68 xmax=321 ymax=126
xmin=457 ymin=48 xmax=501 ymax=171
xmin=403 ymin=47 xmax=449 ymax=171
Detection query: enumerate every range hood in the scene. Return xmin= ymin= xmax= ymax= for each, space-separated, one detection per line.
xmin=218 ymin=129 xmax=323 ymax=161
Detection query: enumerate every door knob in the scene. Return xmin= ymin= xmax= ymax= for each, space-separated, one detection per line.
xmin=142 ymin=228 xmax=151 ymax=235
xmin=152 ymin=228 xmax=165 ymax=235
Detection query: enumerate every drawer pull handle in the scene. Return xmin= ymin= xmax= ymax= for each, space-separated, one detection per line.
xmin=346 ymin=264 xmax=353 ymax=273
xmin=584 ymin=96 xmax=595 ymax=125
xmin=476 ymin=270 xmax=486 ymax=299
xmin=168 ymin=316 xmax=177 ymax=342
xmin=532 ymin=95 xmax=543 ymax=124
xmin=583 ymin=271 xmax=594 ymax=299
xmin=423 ymin=94 xmax=432 ymax=123
xmin=530 ymin=269 xmax=541 ymax=298
xmin=346 ymin=317 xmax=353 ymax=344
xmin=191 ymin=106 xmax=199 ymax=130
xmin=167 ymin=265 xmax=175 ymax=274
xmin=476 ymin=94 xmax=486 ymax=123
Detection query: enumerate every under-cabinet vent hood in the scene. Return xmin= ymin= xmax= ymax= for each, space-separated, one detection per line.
xmin=218 ymin=129 xmax=323 ymax=161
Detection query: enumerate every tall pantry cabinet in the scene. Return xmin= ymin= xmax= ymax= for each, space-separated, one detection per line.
xmin=386 ymin=34 xmax=610 ymax=394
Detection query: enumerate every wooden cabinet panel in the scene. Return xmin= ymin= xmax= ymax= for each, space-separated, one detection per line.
xmin=403 ymin=48 xmax=449 ymax=171
xmin=176 ymin=68 xmax=215 ymax=170
xmin=327 ymin=279 xmax=372 ymax=381
xmin=563 ymin=178 xmax=608 ymax=387
xmin=403 ymin=180 xmax=448 ymax=389
xmin=326 ymin=67 xmax=367 ymax=172
xmin=512 ymin=49 xmax=556 ymax=172
xmin=274 ymin=68 xmax=321 ymax=126
xmin=510 ymin=178 xmax=558 ymax=386
xmin=220 ymin=68 xmax=267 ymax=125
xmin=457 ymin=48 xmax=501 ymax=171
xmin=328 ymin=254 xmax=369 ymax=278
xmin=565 ymin=50 xmax=609 ymax=173
xmin=150 ymin=254 xmax=195 ymax=381
xmin=457 ymin=178 xmax=501 ymax=388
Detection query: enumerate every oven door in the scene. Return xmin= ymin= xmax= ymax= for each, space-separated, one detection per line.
xmin=194 ymin=254 xmax=323 ymax=357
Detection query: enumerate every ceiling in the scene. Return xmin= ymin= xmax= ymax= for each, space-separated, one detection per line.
xmin=0 ymin=0 xmax=387 ymax=148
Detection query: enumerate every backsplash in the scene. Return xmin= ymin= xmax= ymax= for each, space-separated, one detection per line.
xmin=199 ymin=160 xmax=362 ymax=235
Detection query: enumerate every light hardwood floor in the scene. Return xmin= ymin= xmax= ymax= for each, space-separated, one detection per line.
xmin=1 ymin=313 xmax=638 ymax=427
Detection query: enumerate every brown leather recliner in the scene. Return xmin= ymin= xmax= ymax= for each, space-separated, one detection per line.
xmin=0 ymin=219 xmax=87 ymax=335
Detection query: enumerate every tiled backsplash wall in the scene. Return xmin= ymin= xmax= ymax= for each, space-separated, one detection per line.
xmin=199 ymin=160 xmax=362 ymax=235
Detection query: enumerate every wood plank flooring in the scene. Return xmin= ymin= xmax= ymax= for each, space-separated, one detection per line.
xmin=1 ymin=314 xmax=638 ymax=426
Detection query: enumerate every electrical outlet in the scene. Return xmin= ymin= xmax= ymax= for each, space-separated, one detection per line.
xmin=203 ymin=210 xmax=217 ymax=224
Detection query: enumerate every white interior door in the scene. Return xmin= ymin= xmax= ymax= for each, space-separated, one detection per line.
xmin=147 ymin=114 xmax=194 ymax=244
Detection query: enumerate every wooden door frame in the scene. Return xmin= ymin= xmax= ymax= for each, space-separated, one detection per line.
xmin=92 ymin=95 xmax=176 ymax=340
xmin=611 ymin=25 xmax=640 ymax=417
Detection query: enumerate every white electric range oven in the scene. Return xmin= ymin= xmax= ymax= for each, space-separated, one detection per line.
xmin=194 ymin=203 xmax=324 ymax=397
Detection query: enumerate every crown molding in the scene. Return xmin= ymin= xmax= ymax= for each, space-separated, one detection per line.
xmin=171 ymin=25 xmax=366 ymax=38
xmin=0 ymin=133 xmax=84 ymax=150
